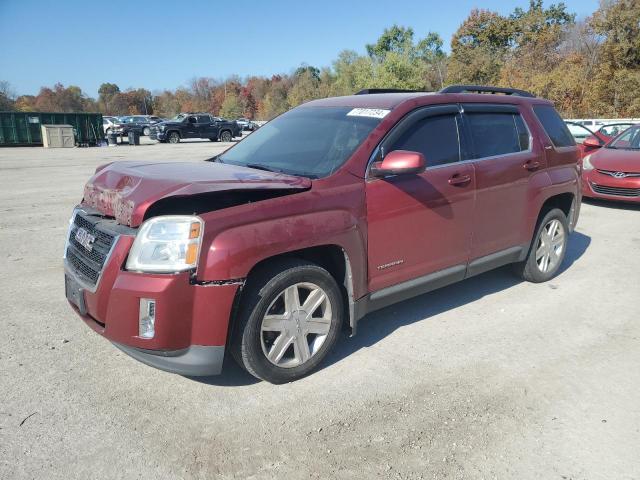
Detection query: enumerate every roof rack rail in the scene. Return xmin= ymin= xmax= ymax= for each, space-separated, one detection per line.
xmin=439 ymin=85 xmax=535 ymax=98
xmin=355 ymin=88 xmax=423 ymax=95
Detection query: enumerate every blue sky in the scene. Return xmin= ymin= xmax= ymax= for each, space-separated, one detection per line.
xmin=0 ymin=0 xmax=600 ymax=97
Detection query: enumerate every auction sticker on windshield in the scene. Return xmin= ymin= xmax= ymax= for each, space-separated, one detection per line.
xmin=346 ymin=108 xmax=390 ymax=119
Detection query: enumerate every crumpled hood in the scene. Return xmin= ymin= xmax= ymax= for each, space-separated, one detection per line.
xmin=83 ymin=161 xmax=311 ymax=226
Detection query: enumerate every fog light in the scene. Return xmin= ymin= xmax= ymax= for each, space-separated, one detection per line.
xmin=139 ymin=298 xmax=156 ymax=338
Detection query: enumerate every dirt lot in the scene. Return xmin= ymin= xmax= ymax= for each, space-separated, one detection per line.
xmin=1 ymin=138 xmax=639 ymax=480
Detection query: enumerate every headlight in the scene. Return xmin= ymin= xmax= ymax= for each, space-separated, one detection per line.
xmin=582 ymin=154 xmax=594 ymax=171
xmin=126 ymin=216 xmax=203 ymax=273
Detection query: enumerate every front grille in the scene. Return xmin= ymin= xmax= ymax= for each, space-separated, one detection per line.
xmin=596 ymin=169 xmax=640 ymax=178
xmin=65 ymin=212 xmax=117 ymax=288
xmin=591 ymin=183 xmax=640 ymax=197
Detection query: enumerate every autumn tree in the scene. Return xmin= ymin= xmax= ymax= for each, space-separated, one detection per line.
xmin=448 ymin=9 xmax=513 ymax=84
xmin=590 ymin=0 xmax=640 ymax=116
xmin=0 ymin=81 xmax=16 ymax=110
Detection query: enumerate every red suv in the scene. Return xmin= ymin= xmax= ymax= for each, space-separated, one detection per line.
xmin=64 ymin=85 xmax=581 ymax=383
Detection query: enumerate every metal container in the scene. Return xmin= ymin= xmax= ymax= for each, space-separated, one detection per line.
xmin=0 ymin=112 xmax=104 ymax=146
xmin=128 ymin=130 xmax=140 ymax=145
xmin=41 ymin=124 xmax=75 ymax=148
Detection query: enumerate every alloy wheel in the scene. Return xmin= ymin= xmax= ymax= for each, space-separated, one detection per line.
xmin=260 ymin=282 xmax=332 ymax=368
xmin=535 ymin=219 xmax=565 ymax=272
xmin=221 ymin=131 xmax=232 ymax=142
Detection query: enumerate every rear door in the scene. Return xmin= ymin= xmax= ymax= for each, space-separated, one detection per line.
xmin=196 ymin=115 xmax=214 ymax=139
xmin=462 ymin=104 xmax=542 ymax=265
xmin=366 ymin=105 xmax=475 ymax=293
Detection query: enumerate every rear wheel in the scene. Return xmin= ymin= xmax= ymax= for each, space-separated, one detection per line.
xmin=231 ymin=259 xmax=343 ymax=384
xmin=220 ymin=130 xmax=232 ymax=142
xmin=514 ymin=208 xmax=568 ymax=283
xmin=168 ymin=131 xmax=180 ymax=144
xmin=143 ymin=126 xmax=151 ymax=136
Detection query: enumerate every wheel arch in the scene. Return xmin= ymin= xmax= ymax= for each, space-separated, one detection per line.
xmin=225 ymin=244 xmax=358 ymax=347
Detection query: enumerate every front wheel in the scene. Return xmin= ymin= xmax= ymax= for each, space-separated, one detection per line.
xmin=168 ymin=131 xmax=180 ymax=144
xmin=231 ymin=260 xmax=343 ymax=383
xmin=220 ymin=130 xmax=232 ymax=142
xmin=514 ymin=208 xmax=569 ymax=283
xmin=143 ymin=127 xmax=151 ymax=136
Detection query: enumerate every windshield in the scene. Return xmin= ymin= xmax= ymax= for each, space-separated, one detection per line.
xmin=171 ymin=114 xmax=187 ymax=122
xmin=607 ymin=126 xmax=640 ymax=150
xmin=218 ymin=106 xmax=382 ymax=178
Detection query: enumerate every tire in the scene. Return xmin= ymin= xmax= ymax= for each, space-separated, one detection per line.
xmin=231 ymin=259 xmax=344 ymax=384
xmin=168 ymin=131 xmax=180 ymax=144
xmin=513 ymin=208 xmax=569 ymax=283
xmin=220 ymin=130 xmax=232 ymax=142
xmin=143 ymin=127 xmax=151 ymax=136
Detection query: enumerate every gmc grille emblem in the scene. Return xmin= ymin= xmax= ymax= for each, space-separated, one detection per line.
xmin=75 ymin=227 xmax=96 ymax=252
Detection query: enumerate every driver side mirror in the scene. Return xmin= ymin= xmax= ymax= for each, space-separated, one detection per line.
xmin=583 ymin=135 xmax=603 ymax=148
xmin=370 ymin=150 xmax=426 ymax=178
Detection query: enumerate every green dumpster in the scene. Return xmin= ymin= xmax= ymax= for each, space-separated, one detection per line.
xmin=0 ymin=112 xmax=104 ymax=146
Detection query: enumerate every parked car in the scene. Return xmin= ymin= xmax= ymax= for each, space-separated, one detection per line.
xmin=64 ymin=85 xmax=581 ymax=383
xmin=596 ymin=122 xmax=636 ymax=139
xmin=581 ymin=124 xmax=640 ymax=203
xmin=149 ymin=113 xmax=241 ymax=143
xmin=115 ymin=115 xmax=163 ymax=136
xmin=235 ymin=118 xmax=258 ymax=131
xmin=102 ymin=116 xmax=123 ymax=135
xmin=566 ymin=122 xmax=610 ymax=158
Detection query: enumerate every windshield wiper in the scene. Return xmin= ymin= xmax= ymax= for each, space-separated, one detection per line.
xmin=246 ymin=163 xmax=282 ymax=173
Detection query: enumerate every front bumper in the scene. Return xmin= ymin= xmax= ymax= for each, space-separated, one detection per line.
xmin=150 ymin=130 xmax=167 ymax=140
xmin=582 ymin=171 xmax=640 ymax=203
xmin=113 ymin=343 xmax=225 ymax=376
xmin=64 ymin=215 xmax=241 ymax=376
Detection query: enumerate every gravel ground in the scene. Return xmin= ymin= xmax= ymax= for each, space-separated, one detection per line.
xmin=1 ymin=138 xmax=639 ymax=480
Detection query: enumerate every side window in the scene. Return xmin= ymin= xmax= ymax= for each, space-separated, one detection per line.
xmin=466 ymin=112 xmax=529 ymax=158
xmin=533 ymin=105 xmax=575 ymax=147
xmin=187 ymin=116 xmax=197 ymax=124
xmin=197 ymin=115 xmax=210 ymax=123
xmin=389 ymin=114 xmax=461 ymax=167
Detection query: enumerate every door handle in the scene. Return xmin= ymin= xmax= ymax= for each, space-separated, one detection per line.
xmin=448 ymin=173 xmax=471 ymax=186
xmin=523 ymin=160 xmax=541 ymax=171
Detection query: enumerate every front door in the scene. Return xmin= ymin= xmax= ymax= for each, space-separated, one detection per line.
xmin=185 ymin=116 xmax=199 ymax=138
xmin=366 ymin=105 xmax=475 ymax=293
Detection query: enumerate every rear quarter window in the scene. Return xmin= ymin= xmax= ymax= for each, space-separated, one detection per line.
xmin=533 ymin=105 xmax=575 ymax=148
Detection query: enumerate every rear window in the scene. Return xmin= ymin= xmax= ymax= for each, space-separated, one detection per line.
xmin=533 ymin=105 xmax=575 ymax=148
xmin=466 ymin=112 xmax=530 ymax=158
